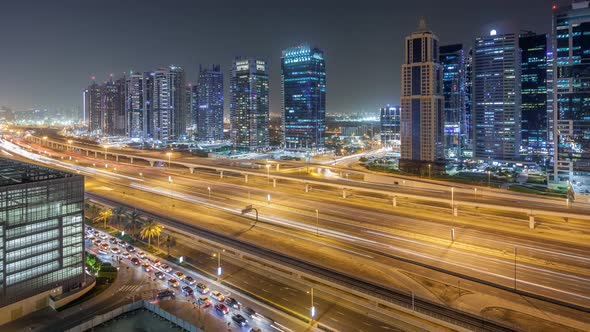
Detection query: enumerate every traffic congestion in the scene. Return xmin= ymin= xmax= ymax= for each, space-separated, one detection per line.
xmin=85 ymin=225 xmax=278 ymax=332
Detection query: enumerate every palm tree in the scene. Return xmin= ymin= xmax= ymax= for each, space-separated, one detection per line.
xmin=112 ymin=207 xmax=127 ymax=230
xmin=139 ymin=219 xmax=162 ymax=248
xmin=85 ymin=201 xmax=99 ymax=222
xmin=125 ymin=210 xmax=142 ymax=239
xmin=94 ymin=208 xmax=113 ymax=229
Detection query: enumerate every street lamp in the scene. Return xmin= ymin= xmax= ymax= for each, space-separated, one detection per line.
xmin=267 ymin=194 xmax=271 ymax=205
xmin=103 ymin=145 xmax=108 ymax=160
xmin=315 ymin=209 xmax=319 ymax=236
xmin=216 ymin=252 xmax=222 ymax=279
xmin=266 ymin=164 xmax=271 ymax=184
xmin=474 ymin=187 xmax=477 ymax=200
xmin=428 ymin=164 xmax=431 ymax=178
xmin=168 ymin=176 xmax=173 ymax=203
xmin=487 ymin=171 xmax=491 ymax=187
xmin=207 ymin=186 xmax=211 ymax=199
xmin=309 ymin=288 xmax=316 ymax=320
xmin=166 ymin=152 xmax=172 ymax=169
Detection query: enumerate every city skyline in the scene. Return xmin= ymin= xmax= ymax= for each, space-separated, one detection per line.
xmin=0 ymin=0 xmax=553 ymax=114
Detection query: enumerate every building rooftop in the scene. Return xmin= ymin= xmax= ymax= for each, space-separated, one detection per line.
xmin=0 ymin=157 xmax=77 ymax=187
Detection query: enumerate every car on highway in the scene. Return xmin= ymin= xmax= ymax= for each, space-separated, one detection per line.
xmin=225 ymin=297 xmax=239 ymax=309
xmin=85 ymin=226 xmax=93 ymax=232
xmin=184 ymin=276 xmax=196 ymax=285
xmin=142 ymin=263 xmax=152 ymax=272
xmin=126 ymin=245 xmax=136 ymax=253
xmin=148 ymin=258 xmax=161 ymax=267
xmin=214 ymin=303 xmax=229 ymax=315
xmin=197 ymin=295 xmax=211 ymax=307
xmin=98 ymin=248 xmax=108 ymax=255
xmin=98 ymin=233 xmax=108 ymax=239
xmin=130 ymin=257 xmax=141 ymax=266
xmin=157 ymin=290 xmax=175 ymax=300
xmin=244 ymin=307 xmax=256 ymax=318
xmin=210 ymin=291 xmax=224 ymax=302
xmin=196 ymin=283 xmax=209 ymax=294
xmin=93 ymin=239 xmax=102 ymax=245
xmin=155 ymin=271 xmax=165 ymax=280
xmin=136 ymin=251 xmax=146 ymax=259
xmin=161 ymin=264 xmax=172 ymax=273
xmin=232 ymin=314 xmax=248 ymax=327
xmin=181 ymin=286 xmax=194 ymax=296
xmin=121 ymin=252 xmax=131 ymax=259
xmin=110 ymin=247 xmax=121 ymax=254
xmin=249 ymin=327 xmax=262 ymax=332
xmin=99 ymin=243 xmax=109 ymax=251
xmin=109 ymin=237 xmax=117 ymax=244
xmin=173 ymin=271 xmax=185 ymax=280
xmin=117 ymin=240 xmax=126 ymax=247
xmin=168 ymin=278 xmax=179 ymax=288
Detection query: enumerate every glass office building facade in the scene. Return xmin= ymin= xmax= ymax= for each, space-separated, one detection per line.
xmin=440 ymin=44 xmax=466 ymax=159
xmin=552 ymin=2 xmax=590 ymax=193
xmin=0 ymin=158 xmax=85 ymax=307
xmin=196 ymin=64 xmax=224 ymax=142
xmin=473 ymin=31 xmax=521 ymax=161
xmin=229 ymin=58 xmax=270 ymax=150
xmin=281 ymin=44 xmax=326 ymax=149
xmin=380 ymin=105 xmax=400 ymax=147
xmin=519 ymin=33 xmax=548 ymax=158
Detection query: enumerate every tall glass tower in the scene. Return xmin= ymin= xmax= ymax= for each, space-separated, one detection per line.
xmin=281 ymin=44 xmax=326 ymax=150
xmin=552 ymin=2 xmax=590 ymax=192
xmin=125 ymin=72 xmax=144 ymax=139
xmin=473 ymin=30 xmax=521 ymax=161
xmin=196 ymin=65 xmax=224 ymax=141
xmin=519 ymin=33 xmax=548 ymax=158
xmin=229 ymin=58 xmax=269 ymax=150
xmin=440 ymin=44 xmax=466 ymax=159
xmin=400 ymin=18 xmax=444 ymax=162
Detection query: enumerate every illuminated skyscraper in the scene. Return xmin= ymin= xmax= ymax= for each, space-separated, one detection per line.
xmin=519 ymin=32 xmax=548 ymax=157
xmin=281 ymin=44 xmax=326 ymax=149
xmin=380 ymin=105 xmax=400 ymax=147
xmin=152 ymin=66 xmax=186 ymax=141
xmin=440 ymin=44 xmax=466 ymax=158
xmin=400 ymin=18 xmax=444 ymax=164
xmin=551 ymin=2 xmax=590 ymax=191
xmin=0 ymin=158 xmax=85 ymax=319
xmin=125 ymin=72 xmax=144 ymax=139
xmin=196 ymin=65 xmax=224 ymax=141
xmin=83 ymin=79 xmax=101 ymax=133
xmin=230 ymin=58 xmax=269 ymax=150
xmin=473 ymin=30 xmax=521 ymax=161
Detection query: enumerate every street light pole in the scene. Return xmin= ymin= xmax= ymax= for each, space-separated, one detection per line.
xmin=266 ymin=164 xmax=270 ymax=184
xmin=428 ymin=164 xmax=431 ymax=178
xmin=315 ymin=209 xmax=319 ymax=236
xmin=166 ymin=152 xmax=172 ymax=169
xmin=217 ymin=252 xmax=222 ymax=280
xmin=267 ymin=194 xmax=270 ymax=206
xmin=310 ymin=287 xmax=315 ymax=322
xmin=488 ymin=171 xmax=491 ymax=187
xmin=207 ymin=186 xmax=211 ymax=199
xmin=104 ymin=146 xmax=108 ymax=160
xmin=168 ymin=176 xmax=173 ymax=205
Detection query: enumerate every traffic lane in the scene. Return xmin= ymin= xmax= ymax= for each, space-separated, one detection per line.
xmin=84 ymin=172 xmax=590 ymax=307
xmin=85 ymin=228 xmax=292 ymax=332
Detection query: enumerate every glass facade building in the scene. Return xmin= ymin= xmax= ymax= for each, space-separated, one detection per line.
xmin=400 ymin=19 xmax=444 ymax=162
xmin=152 ymin=66 xmax=187 ymax=141
xmin=473 ymin=31 xmax=521 ymax=161
xmin=519 ymin=33 xmax=548 ymax=158
xmin=281 ymin=44 xmax=326 ymax=149
xmin=196 ymin=64 xmax=224 ymax=141
xmin=380 ymin=105 xmax=400 ymax=147
xmin=552 ymin=2 xmax=590 ymax=192
xmin=0 ymin=158 xmax=85 ymax=307
xmin=229 ymin=58 xmax=270 ymax=151
xmin=125 ymin=72 xmax=145 ymax=139
xmin=440 ymin=44 xmax=466 ymax=159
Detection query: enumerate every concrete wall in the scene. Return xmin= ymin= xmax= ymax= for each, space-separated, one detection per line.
xmin=0 ymin=287 xmax=60 ymax=326
xmin=50 ymin=279 xmax=96 ymax=310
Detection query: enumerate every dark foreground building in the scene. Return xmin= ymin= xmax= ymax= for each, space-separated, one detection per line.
xmin=0 ymin=158 xmax=85 ymax=323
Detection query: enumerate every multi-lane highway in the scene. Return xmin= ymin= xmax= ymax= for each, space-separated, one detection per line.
xmin=2 ymin=134 xmax=590 ymax=331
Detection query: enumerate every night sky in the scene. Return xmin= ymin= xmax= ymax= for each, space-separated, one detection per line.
xmin=0 ymin=0 xmax=556 ymax=115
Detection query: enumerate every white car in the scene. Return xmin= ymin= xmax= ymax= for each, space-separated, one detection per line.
xmin=110 ymin=247 xmax=121 ymax=254
xmin=161 ymin=264 xmax=172 ymax=273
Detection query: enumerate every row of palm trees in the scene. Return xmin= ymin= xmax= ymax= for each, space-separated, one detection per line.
xmin=87 ymin=203 xmax=164 ymax=248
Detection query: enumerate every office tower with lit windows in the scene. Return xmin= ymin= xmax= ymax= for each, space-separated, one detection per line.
xmin=125 ymin=72 xmax=144 ymax=139
xmin=83 ymin=79 xmax=101 ymax=133
xmin=196 ymin=64 xmax=224 ymax=141
xmin=519 ymin=32 xmax=548 ymax=158
xmin=400 ymin=18 xmax=444 ymax=165
xmin=0 ymin=158 xmax=85 ymax=321
xmin=229 ymin=58 xmax=269 ymax=150
xmin=100 ymin=76 xmax=126 ymax=136
xmin=152 ymin=66 xmax=186 ymax=141
xmin=473 ymin=30 xmax=521 ymax=161
xmin=380 ymin=105 xmax=400 ymax=147
xmin=440 ymin=44 xmax=466 ymax=159
xmin=143 ymin=71 xmax=154 ymax=139
xmin=464 ymin=49 xmax=474 ymax=156
xmin=281 ymin=44 xmax=326 ymax=149
xmin=551 ymin=2 xmax=590 ymax=192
